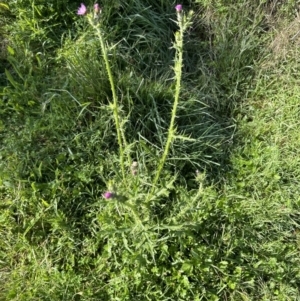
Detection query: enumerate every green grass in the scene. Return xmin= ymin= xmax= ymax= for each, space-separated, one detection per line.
xmin=1 ymin=0 xmax=300 ymax=300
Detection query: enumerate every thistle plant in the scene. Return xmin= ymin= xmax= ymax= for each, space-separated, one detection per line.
xmin=77 ymin=3 xmax=127 ymax=181
xmin=149 ymin=5 xmax=193 ymax=198
xmin=77 ymin=4 xmax=193 ymax=200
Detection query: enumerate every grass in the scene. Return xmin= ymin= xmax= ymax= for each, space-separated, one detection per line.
xmin=1 ymin=0 xmax=300 ymax=300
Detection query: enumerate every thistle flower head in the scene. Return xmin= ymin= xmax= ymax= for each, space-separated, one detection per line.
xmin=175 ymin=4 xmax=182 ymax=12
xmin=103 ymin=191 xmax=114 ymax=199
xmin=77 ymin=3 xmax=87 ymax=15
xmin=94 ymin=3 xmax=101 ymax=13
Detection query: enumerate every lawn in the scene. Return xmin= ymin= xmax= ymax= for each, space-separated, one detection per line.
xmin=1 ymin=0 xmax=300 ymax=300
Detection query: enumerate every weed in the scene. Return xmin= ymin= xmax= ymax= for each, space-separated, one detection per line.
xmin=1 ymin=0 xmax=300 ymax=300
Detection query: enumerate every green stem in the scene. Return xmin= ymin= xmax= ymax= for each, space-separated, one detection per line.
xmin=149 ymin=21 xmax=184 ymax=199
xmin=90 ymin=19 xmax=126 ymax=180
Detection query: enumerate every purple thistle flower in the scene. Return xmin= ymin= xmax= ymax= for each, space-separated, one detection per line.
xmin=77 ymin=3 xmax=87 ymax=15
xmin=175 ymin=4 xmax=182 ymax=12
xmin=94 ymin=3 xmax=101 ymax=13
xmin=103 ymin=191 xmax=114 ymax=199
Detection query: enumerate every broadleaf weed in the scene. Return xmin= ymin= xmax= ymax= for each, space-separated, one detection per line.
xmin=1 ymin=1 xmax=300 ymax=300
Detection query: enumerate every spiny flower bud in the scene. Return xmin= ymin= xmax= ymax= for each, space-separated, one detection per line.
xmin=130 ymin=161 xmax=138 ymax=176
xmin=175 ymin=4 xmax=182 ymax=13
xmin=94 ymin=3 xmax=101 ymax=14
xmin=103 ymin=191 xmax=115 ymax=199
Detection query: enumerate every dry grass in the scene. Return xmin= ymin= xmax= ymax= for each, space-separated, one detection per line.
xmin=262 ymin=5 xmax=300 ymax=69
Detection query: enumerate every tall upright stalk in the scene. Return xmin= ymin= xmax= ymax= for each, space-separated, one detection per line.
xmin=149 ymin=6 xmax=193 ymax=199
xmin=88 ymin=18 xmax=126 ymax=180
